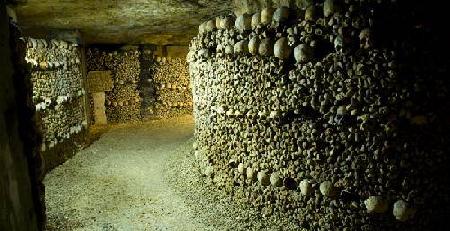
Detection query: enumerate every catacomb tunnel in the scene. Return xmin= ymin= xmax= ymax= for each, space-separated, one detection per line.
xmin=1 ymin=0 xmax=449 ymax=230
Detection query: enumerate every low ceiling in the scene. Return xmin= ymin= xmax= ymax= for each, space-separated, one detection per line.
xmin=13 ymin=0 xmax=235 ymax=45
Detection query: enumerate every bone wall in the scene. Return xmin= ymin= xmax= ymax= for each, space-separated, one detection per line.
xmin=25 ymin=38 xmax=88 ymax=168
xmin=189 ymin=1 xmax=450 ymax=230
xmin=152 ymin=57 xmax=192 ymax=118
xmin=140 ymin=49 xmax=192 ymax=119
xmin=86 ymin=48 xmax=141 ymax=123
xmin=87 ymin=46 xmax=192 ymax=122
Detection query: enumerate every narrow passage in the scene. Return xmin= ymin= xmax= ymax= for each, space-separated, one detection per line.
xmin=45 ymin=116 xmax=209 ymax=231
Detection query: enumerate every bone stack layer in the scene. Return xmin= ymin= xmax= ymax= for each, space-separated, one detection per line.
xmin=25 ymin=38 xmax=87 ymax=151
xmin=189 ymin=0 xmax=449 ymax=230
xmin=152 ymin=56 xmax=193 ymax=118
xmin=87 ymin=48 xmax=194 ymax=121
xmin=86 ymin=48 xmax=141 ymax=123
xmin=138 ymin=49 xmax=158 ymax=118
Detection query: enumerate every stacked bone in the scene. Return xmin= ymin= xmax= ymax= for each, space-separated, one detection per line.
xmin=152 ymin=57 xmax=193 ymax=118
xmin=39 ymin=100 xmax=85 ymax=150
xmin=86 ymin=48 xmax=141 ymax=123
xmin=25 ymin=38 xmax=87 ymax=151
xmin=189 ymin=0 xmax=449 ymax=230
xmin=139 ymin=49 xmax=158 ymax=118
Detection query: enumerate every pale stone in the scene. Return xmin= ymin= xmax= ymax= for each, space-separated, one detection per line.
xmin=299 ymin=180 xmax=312 ymax=196
xmin=252 ymin=12 xmax=261 ymax=28
xmin=273 ymin=7 xmax=290 ymax=23
xmin=224 ymin=45 xmax=233 ymax=54
xmin=364 ymin=196 xmax=388 ymax=213
xmin=305 ymin=6 xmax=316 ymax=21
xmin=274 ymin=37 xmax=291 ymax=59
xmin=198 ymin=22 xmax=206 ymax=34
xmin=222 ymin=16 xmax=235 ymax=29
xmin=205 ymin=19 xmax=216 ymax=31
xmin=324 ymin=0 xmax=336 ymax=17
xmin=215 ymin=16 xmax=222 ymax=29
xmin=235 ymin=14 xmax=252 ymax=32
xmin=261 ymin=8 xmax=274 ymax=25
xmin=294 ymin=44 xmax=313 ymax=63
xmin=248 ymin=37 xmax=260 ymax=55
xmin=393 ymin=200 xmax=415 ymax=221
xmin=257 ymin=171 xmax=270 ymax=186
xmin=92 ymin=92 xmax=107 ymax=125
xmin=234 ymin=40 xmax=249 ymax=54
xmin=238 ymin=163 xmax=245 ymax=174
xmin=204 ymin=165 xmax=214 ymax=177
xmin=270 ymin=172 xmax=283 ymax=187
xmin=259 ymin=38 xmax=273 ymax=56
xmin=246 ymin=167 xmax=256 ymax=181
xmin=359 ymin=28 xmax=372 ymax=49
xmin=320 ymin=181 xmax=335 ymax=197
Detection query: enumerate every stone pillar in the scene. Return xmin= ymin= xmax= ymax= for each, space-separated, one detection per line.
xmin=86 ymin=70 xmax=113 ymax=125
xmin=92 ymin=92 xmax=107 ymax=125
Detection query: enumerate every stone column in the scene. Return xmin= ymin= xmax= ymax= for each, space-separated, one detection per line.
xmin=86 ymin=70 xmax=113 ymax=125
xmin=92 ymin=92 xmax=107 ymax=125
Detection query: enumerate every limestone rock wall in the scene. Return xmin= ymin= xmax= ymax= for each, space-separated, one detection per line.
xmin=189 ymin=0 xmax=450 ymax=230
xmin=1 ymin=4 xmax=41 ymax=230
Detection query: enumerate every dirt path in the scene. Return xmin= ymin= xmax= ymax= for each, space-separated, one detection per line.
xmin=44 ymin=116 xmax=211 ymax=231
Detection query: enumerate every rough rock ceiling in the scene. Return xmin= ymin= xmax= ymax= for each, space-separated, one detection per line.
xmin=14 ymin=0 xmax=234 ymax=45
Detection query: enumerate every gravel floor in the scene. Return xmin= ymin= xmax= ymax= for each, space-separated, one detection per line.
xmin=45 ymin=116 xmax=299 ymax=231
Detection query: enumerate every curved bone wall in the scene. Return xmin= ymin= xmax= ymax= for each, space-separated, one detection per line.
xmin=189 ymin=1 xmax=449 ymax=230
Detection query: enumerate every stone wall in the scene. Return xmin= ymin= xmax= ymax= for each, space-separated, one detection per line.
xmin=0 ymin=2 xmax=41 ymax=230
xmin=166 ymin=45 xmax=189 ymax=58
xmin=25 ymin=37 xmax=88 ymax=171
xmin=189 ymin=1 xmax=450 ymax=230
